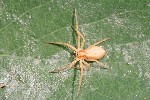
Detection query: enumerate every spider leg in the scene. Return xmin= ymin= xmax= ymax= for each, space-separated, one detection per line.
xmin=72 ymin=61 xmax=90 ymax=71
xmin=49 ymin=59 xmax=78 ymax=73
xmin=82 ymin=60 xmax=90 ymax=71
xmin=72 ymin=9 xmax=85 ymax=49
xmin=74 ymin=9 xmax=79 ymax=32
xmin=77 ymin=60 xmax=84 ymax=96
xmin=92 ymin=60 xmax=108 ymax=69
xmin=71 ymin=26 xmax=85 ymax=49
xmin=48 ymin=42 xmax=77 ymax=52
xmin=74 ymin=9 xmax=80 ymax=49
xmin=72 ymin=65 xmax=80 ymax=70
xmin=91 ymin=38 xmax=111 ymax=46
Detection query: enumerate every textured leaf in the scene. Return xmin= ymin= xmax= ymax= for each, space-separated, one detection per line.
xmin=0 ymin=0 xmax=150 ymax=100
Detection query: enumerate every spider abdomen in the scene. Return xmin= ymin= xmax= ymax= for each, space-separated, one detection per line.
xmin=85 ymin=46 xmax=106 ymax=60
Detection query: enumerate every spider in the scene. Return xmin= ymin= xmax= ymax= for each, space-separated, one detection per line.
xmin=48 ymin=9 xmax=110 ymax=96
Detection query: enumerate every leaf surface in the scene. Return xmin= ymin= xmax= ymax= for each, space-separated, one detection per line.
xmin=0 ymin=0 xmax=150 ymax=100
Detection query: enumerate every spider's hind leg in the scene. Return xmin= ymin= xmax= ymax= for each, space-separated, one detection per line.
xmin=93 ymin=60 xmax=109 ymax=69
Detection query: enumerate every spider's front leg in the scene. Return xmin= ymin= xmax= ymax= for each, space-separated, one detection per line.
xmin=72 ymin=9 xmax=85 ymax=49
xmin=91 ymin=38 xmax=111 ymax=46
xmin=48 ymin=42 xmax=77 ymax=52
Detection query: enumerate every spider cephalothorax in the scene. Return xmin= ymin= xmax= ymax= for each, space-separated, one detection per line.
xmin=48 ymin=9 xmax=110 ymax=96
xmin=76 ymin=50 xmax=86 ymax=59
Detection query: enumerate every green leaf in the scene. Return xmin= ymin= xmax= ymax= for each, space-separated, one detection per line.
xmin=0 ymin=0 xmax=150 ymax=100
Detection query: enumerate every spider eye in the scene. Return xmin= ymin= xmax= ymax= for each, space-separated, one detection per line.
xmin=76 ymin=53 xmax=79 ymax=56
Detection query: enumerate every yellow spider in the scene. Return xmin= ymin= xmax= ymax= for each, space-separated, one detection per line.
xmin=48 ymin=9 xmax=110 ymax=96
